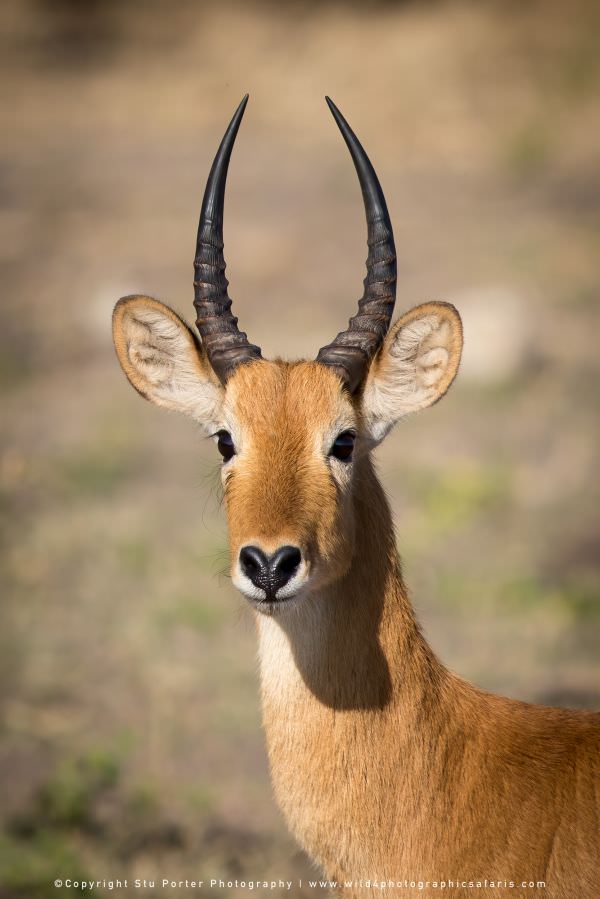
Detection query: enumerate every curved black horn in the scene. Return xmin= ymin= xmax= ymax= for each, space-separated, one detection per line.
xmin=316 ymin=98 xmax=397 ymax=392
xmin=193 ymin=95 xmax=262 ymax=385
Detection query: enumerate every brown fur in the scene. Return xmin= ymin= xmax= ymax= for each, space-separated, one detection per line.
xmin=258 ymin=458 xmax=600 ymax=898
xmin=113 ymin=295 xmax=600 ymax=898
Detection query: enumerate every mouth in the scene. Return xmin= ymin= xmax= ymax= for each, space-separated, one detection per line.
xmin=232 ymin=562 xmax=310 ymax=612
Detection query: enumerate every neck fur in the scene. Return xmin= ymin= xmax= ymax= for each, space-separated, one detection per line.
xmin=255 ymin=457 xmax=453 ymax=876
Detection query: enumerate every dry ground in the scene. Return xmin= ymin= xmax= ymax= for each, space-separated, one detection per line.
xmin=0 ymin=1 xmax=599 ymax=896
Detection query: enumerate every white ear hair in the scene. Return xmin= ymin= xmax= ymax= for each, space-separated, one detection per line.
xmin=362 ymin=302 xmax=463 ymax=443
xmin=112 ymin=295 xmax=223 ymax=430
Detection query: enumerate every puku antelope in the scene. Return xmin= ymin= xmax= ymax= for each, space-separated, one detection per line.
xmin=112 ymin=96 xmax=599 ymax=898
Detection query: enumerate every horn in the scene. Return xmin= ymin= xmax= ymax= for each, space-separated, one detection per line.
xmin=193 ymin=95 xmax=262 ymax=385
xmin=316 ymin=98 xmax=397 ymax=392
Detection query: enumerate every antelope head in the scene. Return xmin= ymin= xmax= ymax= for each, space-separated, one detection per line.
xmin=112 ymin=96 xmax=463 ymax=611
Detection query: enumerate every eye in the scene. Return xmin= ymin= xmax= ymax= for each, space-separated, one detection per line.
xmin=329 ymin=430 xmax=355 ymax=462
xmin=216 ymin=430 xmax=235 ymax=462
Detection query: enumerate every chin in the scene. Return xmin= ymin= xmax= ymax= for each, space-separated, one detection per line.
xmin=250 ymin=594 xmax=305 ymax=616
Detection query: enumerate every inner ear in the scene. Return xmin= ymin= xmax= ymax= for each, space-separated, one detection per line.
xmin=112 ymin=295 xmax=223 ymax=426
xmin=362 ymin=301 xmax=463 ymax=441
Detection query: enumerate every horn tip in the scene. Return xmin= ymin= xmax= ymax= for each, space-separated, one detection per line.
xmin=325 ymin=96 xmax=348 ymax=134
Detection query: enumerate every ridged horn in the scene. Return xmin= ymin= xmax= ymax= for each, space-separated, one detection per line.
xmin=316 ymin=98 xmax=397 ymax=393
xmin=193 ymin=95 xmax=262 ymax=385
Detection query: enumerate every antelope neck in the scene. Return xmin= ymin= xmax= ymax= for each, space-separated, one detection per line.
xmin=256 ymin=456 xmax=448 ymax=715
xmin=254 ymin=457 xmax=453 ymax=878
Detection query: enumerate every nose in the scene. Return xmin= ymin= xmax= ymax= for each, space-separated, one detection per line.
xmin=239 ymin=545 xmax=302 ymax=600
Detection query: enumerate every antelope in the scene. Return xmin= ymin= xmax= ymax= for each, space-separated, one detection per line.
xmin=112 ymin=96 xmax=600 ymax=898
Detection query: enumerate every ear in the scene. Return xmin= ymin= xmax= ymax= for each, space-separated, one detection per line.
xmin=362 ymin=302 xmax=463 ymax=443
xmin=112 ymin=295 xmax=223 ymax=430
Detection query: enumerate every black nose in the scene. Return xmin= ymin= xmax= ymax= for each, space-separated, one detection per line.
xmin=239 ymin=545 xmax=302 ymax=600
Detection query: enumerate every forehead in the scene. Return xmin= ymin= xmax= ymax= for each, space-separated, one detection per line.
xmin=224 ymin=360 xmax=353 ymax=435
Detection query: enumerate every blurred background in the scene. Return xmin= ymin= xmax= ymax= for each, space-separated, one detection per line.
xmin=1 ymin=0 xmax=599 ymax=896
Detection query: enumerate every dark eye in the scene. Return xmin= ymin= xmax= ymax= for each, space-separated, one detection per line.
xmin=216 ymin=430 xmax=235 ymax=462
xmin=329 ymin=431 xmax=355 ymax=462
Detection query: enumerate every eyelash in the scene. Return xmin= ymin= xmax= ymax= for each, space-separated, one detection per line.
xmin=215 ymin=430 xmax=235 ymax=461
xmin=329 ymin=430 xmax=356 ymax=462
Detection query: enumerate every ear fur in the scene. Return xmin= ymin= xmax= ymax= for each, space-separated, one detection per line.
xmin=112 ymin=295 xmax=223 ymax=429
xmin=362 ymin=301 xmax=463 ymax=443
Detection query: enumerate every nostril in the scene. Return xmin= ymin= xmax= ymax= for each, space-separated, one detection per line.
xmin=239 ymin=546 xmax=268 ymax=583
xmin=270 ymin=546 xmax=302 ymax=586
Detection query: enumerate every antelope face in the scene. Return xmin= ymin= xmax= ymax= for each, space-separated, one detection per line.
xmin=112 ymin=97 xmax=463 ymax=612
xmin=221 ymin=360 xmax=359 ymax=605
